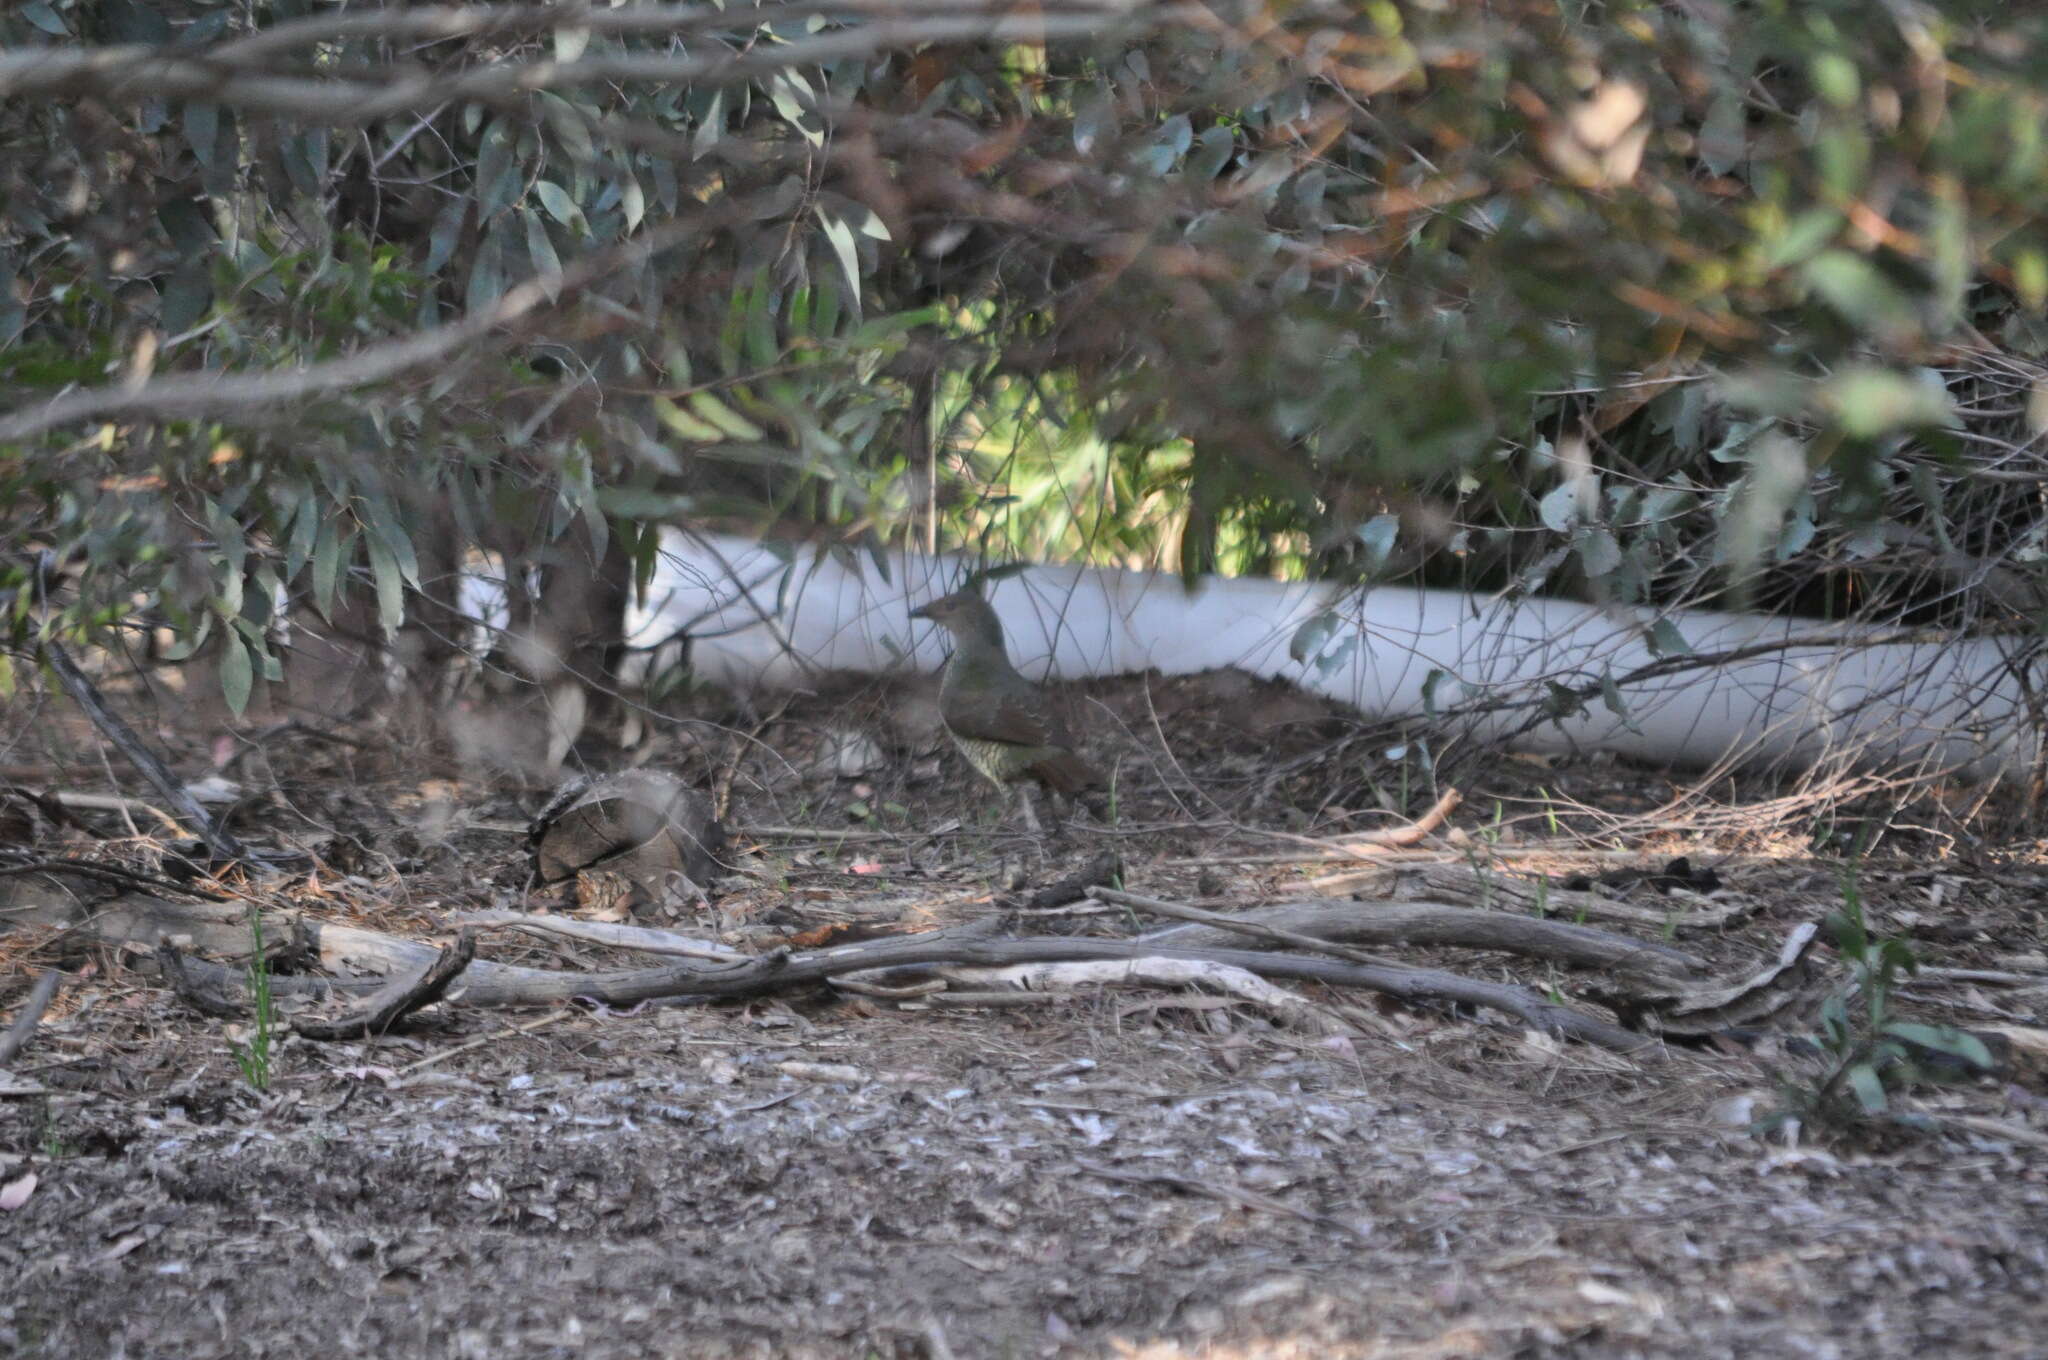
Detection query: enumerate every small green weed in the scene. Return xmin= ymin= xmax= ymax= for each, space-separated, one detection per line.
xmin=232 ymin=910 xmax=277 ymax=1092
xmin=1764 ymin=862 xmax=1994 ymax=1136
xmin=34 ymin=1097 xmax=68 ymax=1159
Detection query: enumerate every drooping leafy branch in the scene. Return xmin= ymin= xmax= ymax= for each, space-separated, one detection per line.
xmin=4 ymin=0 xmax=2048 ymax=722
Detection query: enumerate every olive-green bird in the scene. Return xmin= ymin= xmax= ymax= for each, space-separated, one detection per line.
xmin=910 ymin=590 xmax=1101 ymax=824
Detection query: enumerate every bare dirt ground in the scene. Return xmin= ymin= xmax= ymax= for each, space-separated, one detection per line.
xmin=4 ymin=667 xmax=2047 ymax=1358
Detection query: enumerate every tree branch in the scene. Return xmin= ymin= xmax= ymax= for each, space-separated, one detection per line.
xmin=0 ymin=217 xmax=696 ymax=442
xmin=0 ymin=8 xmax=1193 ymax=123
xmin=210 ymin=0 xmax=1154 ymax=65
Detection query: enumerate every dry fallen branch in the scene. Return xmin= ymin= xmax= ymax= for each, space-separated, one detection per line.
xmin=1369 ymin=860 xmax=1751 ymax=932
xmin=932 ymin=956 xmax=1352 ymax=1036
xmin=1930 ymin=1114 xmax=2048 ymax=1152
xmin=1125 ymin=893 xmax=1706 ymax=983
xmin=1340 ymin=786 xmax=1464 ymax=846
xmin=0 ymin=969 xmax=63 ymax=1067
xmin=407 ymin=931 xmax=1654 ymax=1051
xmin=35 ymin=625 xmax=248 ymax=864
xmin=0 ymin=856 xmax=228 ymax=901
xmin=923 ymin=990 xmax=1061 ymax=1009
xmin=1090 ymin=886 xmax=1404 ymax=967
xmin=828 ymin=975 xmax=948 ymax=1000
xmin=292 ymin=930 xmax=477 ymax=1040
xmin=13 ymin=887 xmax=1655 ymax=1051
xmin=0 ymin=888 xmax=591 ymax=1002
xmin=156 ymin=943 xmax=249 ymax=1019
xmin=1616 ymin=922 xmax=1822 ymax=1037
xmin=1251 ymin=786 xmax=1464 ymax=861
xmin=1010 ymin=851 xmax=1123 ymax=911
xmin=455 ymin=910 xmax=742 ymax=960
xmin=40 ymin=792 xmax=187 ymax=837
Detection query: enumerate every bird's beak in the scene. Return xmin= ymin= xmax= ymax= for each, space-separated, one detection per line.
xmin=908 ymin=601 xmax=934 ymax=621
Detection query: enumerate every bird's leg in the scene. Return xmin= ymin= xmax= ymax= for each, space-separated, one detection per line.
xmin=1014 ymin=784 xmax=1044 ymax=836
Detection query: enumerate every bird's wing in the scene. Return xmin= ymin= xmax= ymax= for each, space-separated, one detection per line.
xmin=941 ymin=666 xmax=1071 ymax=750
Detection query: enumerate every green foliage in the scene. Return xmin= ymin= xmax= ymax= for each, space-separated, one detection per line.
xmin=231 ymin=911 xmax=276 ymax=1092
xmin=4 ymin=0 xmax=2048 ymax=677
xmin=1765 ymin=864 xmax=1995 ymax=1137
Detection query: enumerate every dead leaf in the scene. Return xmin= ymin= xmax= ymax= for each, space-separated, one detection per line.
xmin=92 ymin=1229 xmax=152 ymax=1263
xmin=1570 ymin=81 xmax=1647 ymax=150
xmin=0 ymin=1171 xmax=36 ymax=1211
xmin=1542 ymin=79 xmax=1650 ymax=187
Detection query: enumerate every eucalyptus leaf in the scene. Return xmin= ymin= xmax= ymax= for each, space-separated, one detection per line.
xmin=619 ymin=174 xmax=645 ymax=233
xmin=19 ymin=1 xmax=68 ymax=36
xmin=533 ymin=181 xmax=586 ymax=234
xmin=1698 ymin=93 xmax=1747 ymax=176
xmin=1289 ymin=611 xmax=1337 ymax=664
xmin=159 ymin=263 xmax=213 ymax=334
xmin=1845 ymin=1063 xmax=1888 ymax=1115
xmin=1355 ymin=514 xmax=1399 ymax=570
xmin=1577 ymin=526 xmax=1622 ymax=579
xmin=218 ymin=633 xmax=253 ymax=716
xmin=689 ymin=392 xmax=765 ymax=441
xmin=364 ymin=531 xmax=405 ymax=636
xmin=1187 ymin=125 xmax=1236 ymax=181
xmin=1818 ymin=367 xmax=1957 ymax=438
xmin=1881 ymin=1022 xmax=1995 ymax=1069
xmin=523 ymin=209 xmax=562 ymax=288
xmin=1538 ymin=480 xmax=1579 ymax=533
xmin=476 ymin=119 xmax=521 ymax=219
xmin=653 ymin=396 xmax=725 ymax=441
xmin=1647 ymin=619 xmax=1689 ymax=657
xmin=310 ymin=521 xmax=347 ymax=622
xmin=816 ymin=208 xmax=863 ymax=318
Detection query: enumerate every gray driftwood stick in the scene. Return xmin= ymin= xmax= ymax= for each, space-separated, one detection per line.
xmin=156 ymin=944 xmax=249 ymax=1018
xmin=0 ymin=969 xmax=63 ymax=1065
xmin=292 ymin=930 xmax=478 ymax=1040
xmin=1374 ymin=862 xmax=1746 ymax=932
xmin=13 ymin=890 xmax=1652 ymax=1052
xmin=34 ymin=624 xmax=248 ymax=864
xmin=1125 ymin=894 xmax=1705 ymax=980
xmin=407 ymin=931 xmax=1652 ymax=1052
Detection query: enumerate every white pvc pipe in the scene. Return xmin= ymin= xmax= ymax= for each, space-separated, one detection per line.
xmin=614 ymin=531 xmax=2037 ymax=780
